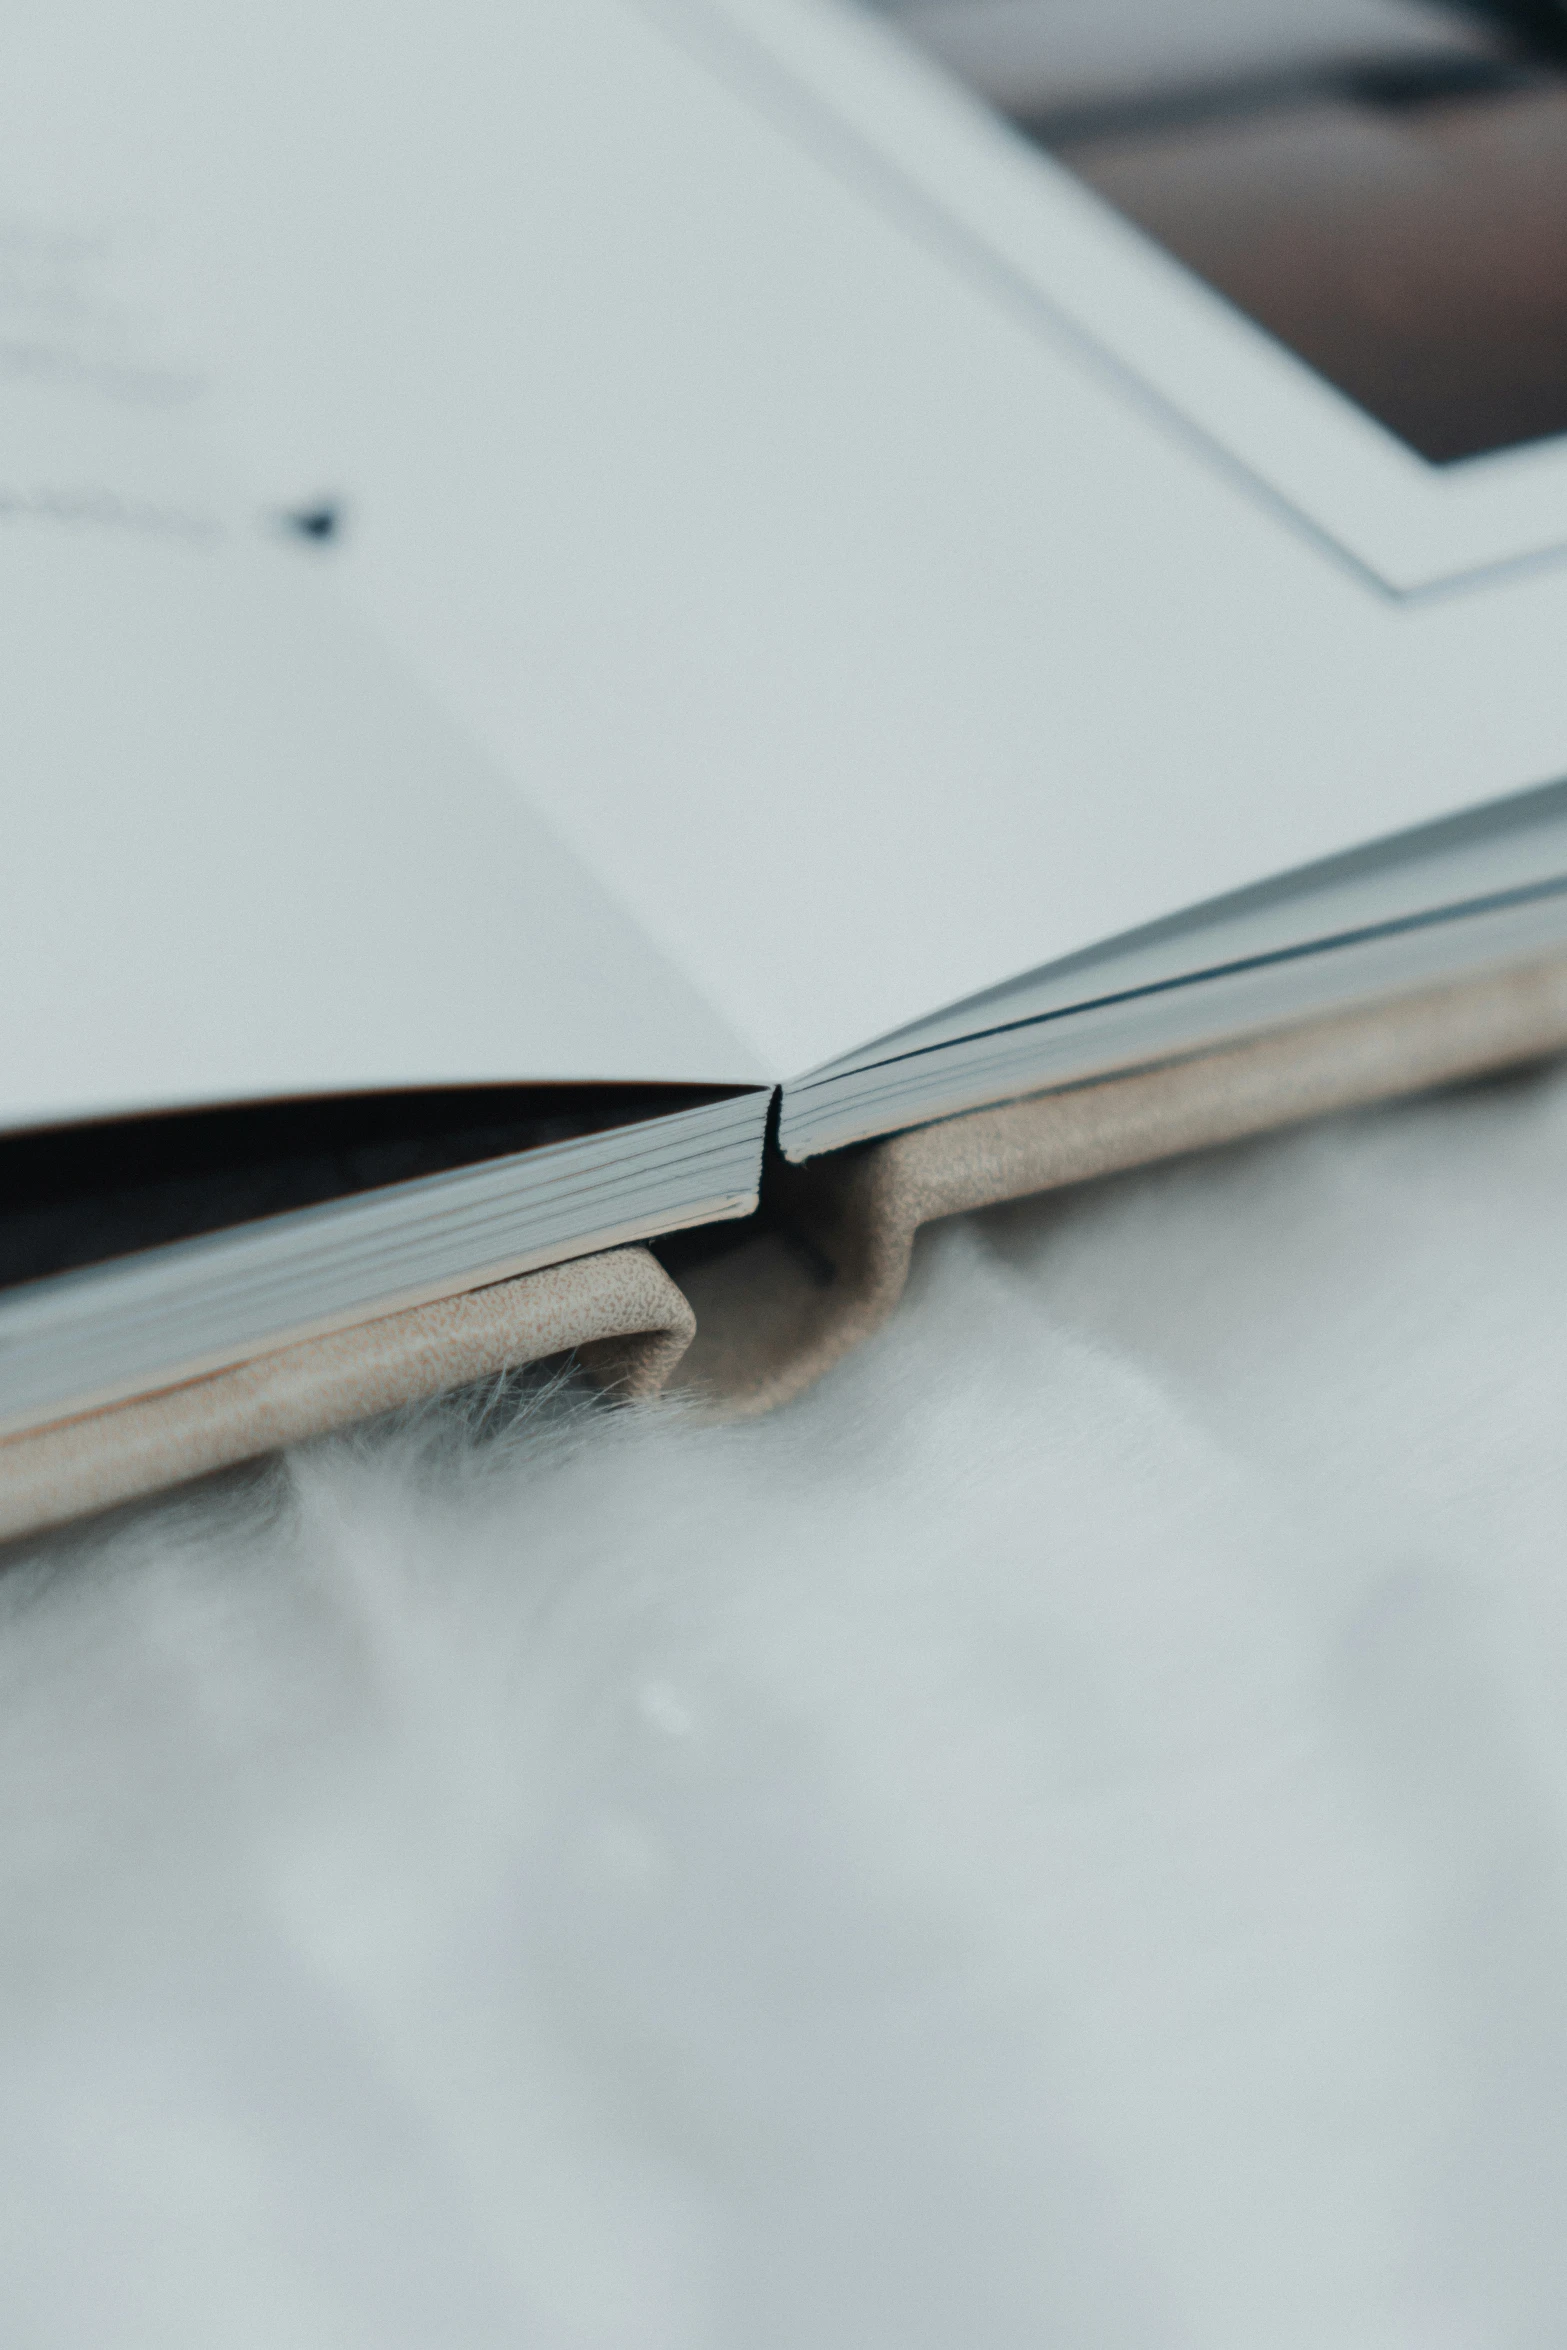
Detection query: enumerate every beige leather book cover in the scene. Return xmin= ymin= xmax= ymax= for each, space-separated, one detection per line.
xmin=6 ymin=954 xmax=1567 ymax=1548
xmin=0 ymin=1247 xmax=695 ymax=1546
xmin=678 ymin=955 xmax=1567 ymax=1413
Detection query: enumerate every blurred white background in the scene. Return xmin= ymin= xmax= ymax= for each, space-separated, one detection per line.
xmin=4 ymin=1059 xmax=1566 ymax=2347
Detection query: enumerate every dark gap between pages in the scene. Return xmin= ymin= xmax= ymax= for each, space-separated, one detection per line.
xmin=652 ymin=1086 xmax=838 ymax=1291
xmin=0 ymin=1084 xmax=743 ymax=1294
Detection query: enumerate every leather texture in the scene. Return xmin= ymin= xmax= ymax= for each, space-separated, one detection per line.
xmin=0 ymin=1246 xmax=695 ymax=1544
xmin=9 ymin=953 xmax=1567 ymax=1541
xmin=676 ymin=954 xmax=1567 ymax=1415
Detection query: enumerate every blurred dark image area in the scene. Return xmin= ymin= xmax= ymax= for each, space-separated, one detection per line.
xmin=872 ymin=0 xmax=1567 ymax=464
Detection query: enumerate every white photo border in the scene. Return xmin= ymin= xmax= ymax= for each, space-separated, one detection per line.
xmin=683 ymin=0 xmax=1567 ymax=599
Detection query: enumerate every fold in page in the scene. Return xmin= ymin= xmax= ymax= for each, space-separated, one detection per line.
xmin=21 ymin=0 xmax=1567 ymax=1088
xmin=0 ymin=175 xmax=776 ymax=1454
xmin=0 ymin=422 xmax=766 ymax=1132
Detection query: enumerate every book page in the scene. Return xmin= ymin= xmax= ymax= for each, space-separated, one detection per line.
xmin=0 ymin=338 xmax=764 ymax=1130
xmin=15 ymin=0 xmax=1567 ymax=1084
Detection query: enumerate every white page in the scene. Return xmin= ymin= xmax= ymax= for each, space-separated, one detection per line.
xmin=0 ymin=402 xmax=763 ymax=1132
xmin=12 ymin=0 xmax=1567 ymax=1084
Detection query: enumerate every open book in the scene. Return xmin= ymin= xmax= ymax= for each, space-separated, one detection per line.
xmin=7 ymin=0 xmax=1567 ymax=1530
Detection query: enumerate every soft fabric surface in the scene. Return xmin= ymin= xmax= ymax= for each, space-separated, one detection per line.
xmin=5 ymin=1064 xmax=1567 ymax=2348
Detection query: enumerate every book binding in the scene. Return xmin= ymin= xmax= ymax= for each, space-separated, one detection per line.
xmin=7 ymin=952 xmax=1567 ymax=1546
